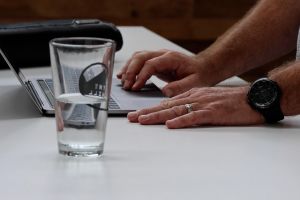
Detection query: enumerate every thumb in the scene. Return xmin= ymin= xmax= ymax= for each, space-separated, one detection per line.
xmin=162 ymin=75 xmax=198 ymax=97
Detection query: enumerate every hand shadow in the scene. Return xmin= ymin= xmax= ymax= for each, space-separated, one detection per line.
xmin=117 ymin=82 xmax=165 ymax=98
xmin=0 ymin=85 xmax=41 ymax=120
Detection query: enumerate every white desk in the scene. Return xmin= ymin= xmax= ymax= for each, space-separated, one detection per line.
xmin=0 ymin=27 xmax=300 ymax=200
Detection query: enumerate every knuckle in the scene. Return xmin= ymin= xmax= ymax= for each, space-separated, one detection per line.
xmin=188 ymin=88 xmax=199 ymax=96
xmin=180 ymin=114 xmax=193 ymax=125
xmin=132 ymin=51 xmax=143 ymax=56
xmin=136 ymin=109 xmax=147 ymax=116
xmin=144 ymin=60 xmax=154 ymax=67
xmin=171 ymin=106 xmax=183 ymax=117
xmin=165 ymin=51 xmax=179 ymax=57
xmin=156 ymin=113 xmax=165 ymax=122
xmin=133 ymin=51 xmax=149 ymax=59
xmin=160 ymin=100 xmax=171 ymax=109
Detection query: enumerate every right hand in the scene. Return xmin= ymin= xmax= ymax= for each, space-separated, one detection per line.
xmin=117 ymin=49 xmax=216 ymax=97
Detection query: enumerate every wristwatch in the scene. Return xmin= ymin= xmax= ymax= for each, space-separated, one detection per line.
xmin=247 ymin=77 xmax=284 ymax=123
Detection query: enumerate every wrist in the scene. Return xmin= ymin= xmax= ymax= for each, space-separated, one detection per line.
xmin=196 ymin=47 xmax=246 ymax=85
xmin=268 ymin=61 xmax=300 ymax=117
xmin=269 ymin=75 xmax=292 ymax=116
xmin=194 ymin=51 xmax=228 ymax=86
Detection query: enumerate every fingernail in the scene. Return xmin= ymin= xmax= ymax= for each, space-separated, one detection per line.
xmin=127 ymin=112 xmax=138 ymax=121
xmin=139 ymin=115 xmax=149 ymax=122
xmin=123 ymin=81 xmax=130 ymax=89
xmin=166 ymin=120 xmax=176 ymax=129
xmin=132 ymin=82 xmax=139 ymax=90
xmin=164 ymin=88 xmax=173 ymax=97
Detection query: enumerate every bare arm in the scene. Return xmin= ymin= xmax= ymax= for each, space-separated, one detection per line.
xmin=270 ymin=61 xmax=300 ymax=116
xmin=118 ymin=0 xmax=300 ymax=97
xmin=202 ymin=0 xmax=300 ymax=85
xmin=127 ymin=61 xmax=300 ymax=128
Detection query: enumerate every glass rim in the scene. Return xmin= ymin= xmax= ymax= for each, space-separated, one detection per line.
xmin=50 ymin=37 xmax=116 ymax=49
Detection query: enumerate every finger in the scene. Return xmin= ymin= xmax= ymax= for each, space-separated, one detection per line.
xmin=117 ymin=51 xmax=137 ymax=79
xmin=138 ymin=105 xmax=188 ymax=125
xmin=119 ymin=66 xmax=129 ymax=85
xmin=116 ymin=72 xmax=123 ymax=79
xmin=127 ymin=97 xmax=187 ymax=122
xmin=132 ymin=53 xmax=178 ymax=90
xmin=117 ymin=52 xmax=142 ymax=83
xmin=123 ymin=51 xmax=166 ymax=89
xmin=162 ymin=75 xmax=200 ymax=97
xmin=166 ymin=110 xmax=212 ymax=129
xmin=116 ymin=61 xmax=130 ymax=79
xmin=127 ymin=96 xmax=199 ymax=123
xmin=127 ymin=104 xmax=168 ymax=122
xmin=121 ymin=73 xmax=126 ymax=84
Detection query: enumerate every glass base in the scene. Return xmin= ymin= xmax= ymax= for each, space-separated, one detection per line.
xmin=58 ymin=143 xmax=104 ymax=157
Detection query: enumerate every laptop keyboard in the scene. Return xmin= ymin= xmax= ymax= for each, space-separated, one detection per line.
xmin=38 ymin=79 xmax=55 ymax=107
xmin=38 ymin=79 xmax=120 ymax=110
xmin=68 ymin=103 xmax=95 ymax=122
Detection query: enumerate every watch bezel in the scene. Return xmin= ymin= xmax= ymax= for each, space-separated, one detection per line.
xmin=247 ymin=78 xmax=281 ymax=109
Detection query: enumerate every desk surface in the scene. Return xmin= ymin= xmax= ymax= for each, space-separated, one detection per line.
xmin=0 ymin=26 xmax=300 ymax=200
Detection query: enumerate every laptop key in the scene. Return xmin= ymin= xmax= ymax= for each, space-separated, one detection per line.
xmin=109 ymin=97 xmax=120 ymax=109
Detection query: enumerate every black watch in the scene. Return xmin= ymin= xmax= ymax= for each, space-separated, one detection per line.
xmin=247 ymin=77 xmax=284 ymax=123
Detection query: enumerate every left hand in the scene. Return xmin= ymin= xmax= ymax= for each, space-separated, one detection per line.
xmin=127 ymin=86 xmax=265 ymax=128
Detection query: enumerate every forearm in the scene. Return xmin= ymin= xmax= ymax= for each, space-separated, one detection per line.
xmin=270 ymin=61 xmax=300 ymax=116
xmin=199 ymin=0 xmax=300 ymax=84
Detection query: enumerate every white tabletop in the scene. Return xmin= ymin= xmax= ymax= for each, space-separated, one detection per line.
xmin=0 ymin=26 xmax=300 ymax=200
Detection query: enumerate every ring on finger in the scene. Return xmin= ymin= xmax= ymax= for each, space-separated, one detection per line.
xmin=184 ymin=103 xmax=193 ymax=113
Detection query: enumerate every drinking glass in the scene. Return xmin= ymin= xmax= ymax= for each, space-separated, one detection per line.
xmin=49 ymin=37 xmax=115 ymax=157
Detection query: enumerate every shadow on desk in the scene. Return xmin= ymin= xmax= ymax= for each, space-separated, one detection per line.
xmin=0 ymin=85 xmax=41 ymax=120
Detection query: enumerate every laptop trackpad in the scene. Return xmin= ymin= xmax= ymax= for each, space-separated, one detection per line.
xmin=111 ymin=79 xmax=166 ymax=110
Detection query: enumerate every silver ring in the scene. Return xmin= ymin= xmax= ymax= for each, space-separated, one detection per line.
xmin=184 ymin=104 xmax=193 ymax=113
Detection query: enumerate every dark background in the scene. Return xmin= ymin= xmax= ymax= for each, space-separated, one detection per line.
xmin=0 ymin=0 xmax=257 ymax=53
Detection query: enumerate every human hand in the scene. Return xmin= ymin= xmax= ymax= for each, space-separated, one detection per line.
xmin=117 ymin=50 xmax=215 ymax=97
xmin=127 ymin=86 xmax=264 ymax=128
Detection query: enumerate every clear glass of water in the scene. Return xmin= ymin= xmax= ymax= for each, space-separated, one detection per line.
xmin=49 ymin=37 xmax=116 ymax=157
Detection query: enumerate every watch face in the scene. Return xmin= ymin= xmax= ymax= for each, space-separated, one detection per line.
xmin=248 ymin=79 xmax=279 ymax=108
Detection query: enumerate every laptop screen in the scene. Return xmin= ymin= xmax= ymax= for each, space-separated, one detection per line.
xmin=0 ymin=48 xmax=28 ymax=86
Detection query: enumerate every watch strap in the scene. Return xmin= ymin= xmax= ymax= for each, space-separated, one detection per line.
xmin=261 ymin=100 xmax=284 ymax=123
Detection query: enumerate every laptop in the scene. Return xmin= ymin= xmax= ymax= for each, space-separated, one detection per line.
xmin=0 ymin=48 xmax=166 ymax=116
